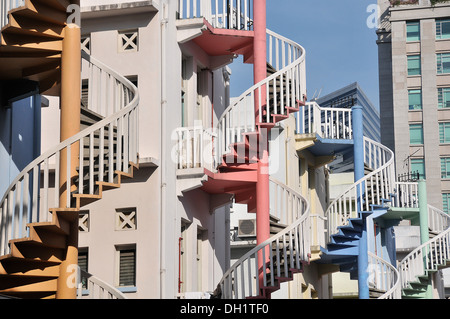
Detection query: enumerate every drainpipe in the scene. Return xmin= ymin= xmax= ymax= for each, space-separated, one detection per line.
xmin=352 ymin=106 xmax=369 ymax=299
xmin=160 ymin=2 xmax=168 ymax=299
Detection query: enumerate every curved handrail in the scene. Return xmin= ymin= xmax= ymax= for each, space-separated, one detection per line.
xmin=77 ymin=270 xmax=127 ymax=299
xmin=295 ymin=101 xmax=353 ymax=140
xmin=0 ymin=51 xmax=139 ymax=255
xmin=428 ymin=204 xmax=450 ymax=233
xmin=216 ymin=28 xmax=306 ymax=161
xmin=218 ymin=177 xmax=310 ymax=299
xmin=326 ymin=137 xmax=395 ymax=240
xmin=399 ymin=208 xmax=450 ymax=292
xmin=368 ymin=251 xmax=401 ymax=299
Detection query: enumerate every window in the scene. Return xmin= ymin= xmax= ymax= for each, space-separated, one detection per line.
xmin=409 ymin=124 xmax=424 ymax=144
xmin=437 ymin=53 xmax=450 ymax=74
xmin=408 ymin=89 xmax=422 ymax=110
xmin=118 ymin=30 xmax=138 ymax=52
xmin=443 ymin=193 xmax=450 ymax=214
xmin=410 ymin=158 xmax=425 ymax=179
xmin=438 ymin=88 xmax=450 ymax=109
xmin=439 ymin=122 xmax=450 ymax=143
xmin=408 ymin=55 xmax=421 ymax=76
xmin=441 ymin=157 xmax=450 ymax=179
xmin=116 ymin=245 xmax=136 ymax=289
xmin=406 ymin=21 xmax=420 ymax=42
xmin=436 ymin=19 xmax=450 ymax=40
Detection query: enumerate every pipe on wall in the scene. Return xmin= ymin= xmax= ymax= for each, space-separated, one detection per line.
xmin=160 ymin=1 xmax=168 ymax=299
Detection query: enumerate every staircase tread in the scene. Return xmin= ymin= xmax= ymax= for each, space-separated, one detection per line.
xmin=27 ymin=222 xmax=69 ymax=235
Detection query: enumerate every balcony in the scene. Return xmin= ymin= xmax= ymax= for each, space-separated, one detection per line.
xmin=176 ymin=0 xmax=254 ymax=61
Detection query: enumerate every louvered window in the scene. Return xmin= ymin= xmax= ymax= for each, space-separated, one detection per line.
xmin=119 ymin=248 xmax=136 ymax=287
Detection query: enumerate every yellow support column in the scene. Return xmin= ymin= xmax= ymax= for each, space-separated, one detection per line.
xmin=56 ymin=22 xmax=81 ymax=299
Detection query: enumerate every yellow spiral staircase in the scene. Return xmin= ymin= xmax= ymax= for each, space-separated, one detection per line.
xmin=0 ymin=0 xmax=139 ymax=299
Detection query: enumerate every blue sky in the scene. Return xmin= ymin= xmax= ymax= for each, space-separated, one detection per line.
xmin=229 ymin=0 xmax=380 ymax=110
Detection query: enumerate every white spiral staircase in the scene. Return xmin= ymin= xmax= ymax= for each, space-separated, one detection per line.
xmin=0 ymin=0 xmax=138 ymax=298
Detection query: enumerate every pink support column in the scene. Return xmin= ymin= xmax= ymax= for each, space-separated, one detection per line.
xmin=254 ymin=0 xmax=270 ymax=294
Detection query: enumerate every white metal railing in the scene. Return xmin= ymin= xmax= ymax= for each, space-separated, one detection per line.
xmin=219 ymin=177 xmax=310 ymax=299
xmin=326 ymin=137 xmax=395 ymax=241
xmin=393 ymin=182 xmax=419 ymax=208
xmin=0 ymin=0 xmax=24 ymax=29
xmin=295 ymin=102 xmax=353 ymax=140
xmin=77 ymin=270 xmax=127 ymax=299
xmin=177 ymin=0 xmax=253 ymax=30
xmin=175 ymin=125 xmax=217 ymax=172
xmin=0 ymin=51 xmax=139 ymax=255
xmin=399 ymin=221 xmax=450 ymax=292
xmin=217 ymin=28 xmax=306 ymax=164
xmin=428 ymin=204 xmax=450 ymax=234
xmin=368 ymin=251 xmax=401 ymax=299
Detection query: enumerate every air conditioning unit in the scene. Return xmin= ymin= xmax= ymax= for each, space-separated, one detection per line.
xmin=238 ymin=219 xmax=256 ymax=238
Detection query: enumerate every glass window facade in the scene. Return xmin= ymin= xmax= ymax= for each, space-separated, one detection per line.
xmin=408 ymin=55 xmax=421 ymax=76
xmin=438 ymin=87 xmax=450 ymax=109
xmin=437 ymin=53 xmax=450 ymax=74
xmin=407 ymin=21 xmax=420 ymax=41
xmin=409 ymin=124 xmax=424 ymax=144
xmin=439 ymin=122 xmax=450 ymax=144
xmin=436 ymin=19 xmax=450 ymax=40
xmin=441 ymin=157 xmax=450 ymax=179
xmin=408 ymin=89 xmax=422 ymax=110
xmin=411 ymin=158 xmax=425 ymax=179
xmin=443 ymin=193 xmax=450 ymax=214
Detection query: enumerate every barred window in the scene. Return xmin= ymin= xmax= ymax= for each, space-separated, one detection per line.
xmin=436 ymin=19 xmax=450 ymax=40
xmin=438 ymin=87 xmax=450 ymax=109
xmin=437 ymin=53 xmax=450 ymax=74
xmin=441 ymin=157 xmax=450 ymax=179
xmin=439 ymin=122 xmax=450 ymax=143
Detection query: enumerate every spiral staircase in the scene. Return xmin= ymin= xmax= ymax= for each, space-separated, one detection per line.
xmin=178 ymin=1 xmax=450 ymax=300
xmin=0 ymin=0 xmax=138 ymax=299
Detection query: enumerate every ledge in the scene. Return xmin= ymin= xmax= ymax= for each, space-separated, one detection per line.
xmin=81 ymin=1 xmax=159 ymax=19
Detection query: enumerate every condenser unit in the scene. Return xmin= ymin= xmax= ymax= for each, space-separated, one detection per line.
xmin=238 ymin=219 xmax=256 ymax=238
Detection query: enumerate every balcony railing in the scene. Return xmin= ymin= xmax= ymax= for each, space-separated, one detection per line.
xmin=175 ymin=125 xmax=217 ymax=173
xmin=295 ymin=102 xmax=353 ymax=140
xmin=177 ymin=0 xmax=253 ymax=31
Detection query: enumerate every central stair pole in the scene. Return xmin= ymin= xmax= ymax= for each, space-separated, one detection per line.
xmin=57 ymin=21 xmax=81 ymax=299
xmin=352 ymin=106 xmax=369 ymax=299
xmin=253 ymin=0 xmax=270 ymax=294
